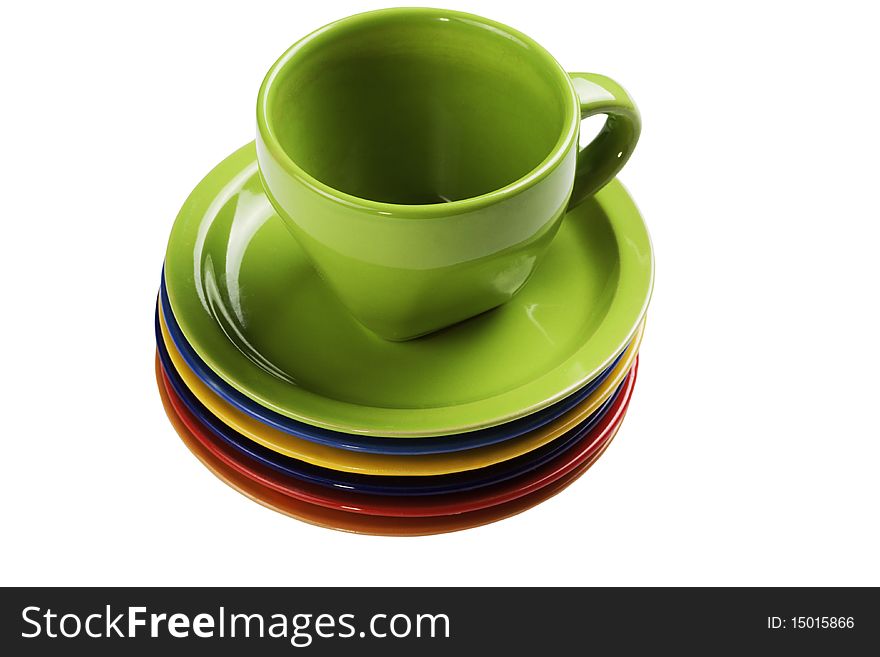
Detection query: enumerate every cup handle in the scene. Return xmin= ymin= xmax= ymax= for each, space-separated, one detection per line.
xmin=566 ymin=72 xmax=641 ymax=211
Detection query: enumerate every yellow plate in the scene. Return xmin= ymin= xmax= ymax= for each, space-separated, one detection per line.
xmin=159 ymin=307 xmax=642 ymax=476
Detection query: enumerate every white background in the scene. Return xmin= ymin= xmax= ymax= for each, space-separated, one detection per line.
xmin=2 ymin=0 xmax=878 ymax=586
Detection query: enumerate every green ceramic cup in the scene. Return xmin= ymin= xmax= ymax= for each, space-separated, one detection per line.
xmin=256 ymin=8 xmax=640 ymax=341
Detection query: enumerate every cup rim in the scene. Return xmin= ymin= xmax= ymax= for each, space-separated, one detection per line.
xmin=256 ymin=7 xmax=579 ymax=218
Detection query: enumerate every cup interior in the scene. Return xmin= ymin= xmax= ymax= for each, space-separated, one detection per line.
xmin=263 ymin=11 xmax=572 ymax=205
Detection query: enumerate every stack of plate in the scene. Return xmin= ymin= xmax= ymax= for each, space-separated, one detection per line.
xmin=155 ymin=143 xmax=653 ymax=536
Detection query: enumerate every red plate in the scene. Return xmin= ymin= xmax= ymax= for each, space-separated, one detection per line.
xmin=157 ymin=355 xmax=636 ymax=518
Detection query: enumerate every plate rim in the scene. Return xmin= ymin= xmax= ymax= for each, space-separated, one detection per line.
xmin=157 ymin=294 xmax=627 ymax=452
xmin=158 ymin=318 xmax=640 ymax=476
xmin=158 ymin=354 xmax=634 ymax=515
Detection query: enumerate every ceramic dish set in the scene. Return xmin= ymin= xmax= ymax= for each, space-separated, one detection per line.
xmin=155 ymin=8 xmax=654 ymax=535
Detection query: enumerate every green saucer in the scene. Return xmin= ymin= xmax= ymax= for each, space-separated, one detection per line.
xmin=164 ymin=143 xmax=653 ymax=437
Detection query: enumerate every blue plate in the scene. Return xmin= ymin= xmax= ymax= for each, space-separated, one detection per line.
xmin=158 ymin=329 xmax=623 ymax=496
xmin=158 ymin=280 xmax=625 ymax=454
